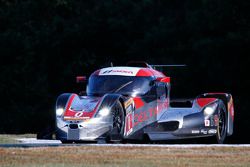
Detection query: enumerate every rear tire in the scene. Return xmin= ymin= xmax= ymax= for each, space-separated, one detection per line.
xmin=216 ymin=101 xmax=227 ymax=144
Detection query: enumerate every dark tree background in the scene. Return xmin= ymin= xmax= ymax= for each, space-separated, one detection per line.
xmin=0 ymin=0 xmax=249 ymax=143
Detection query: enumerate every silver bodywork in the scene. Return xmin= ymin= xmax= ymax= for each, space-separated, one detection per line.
xmin=56 ymin=94 xmax=115 ymax=141
xmin=56 ymin=118 xmax=112 ymax=141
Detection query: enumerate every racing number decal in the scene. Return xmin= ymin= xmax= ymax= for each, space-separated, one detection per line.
xmin=75 ymin=112 xmax=84 ymax=118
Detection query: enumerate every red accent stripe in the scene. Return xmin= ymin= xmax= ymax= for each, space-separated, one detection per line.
xmin=133 ymin=97 xmax=144 ymax=109
xmin=136 ymin=69 xmax=152 ymax=76
xmin=92 ymin=70 xmax=100 ymax=75
xmin=65 ymin=94 xmax=77 ymax=112
xmin=196 ymin=98 xmax=217 ymax=108
xmin=136 ymin=68 xmax=166 ymax=77
xmin=229 ymin=98 xmax=234 ymax=122
xmin=156 ymin=77 xmax=170 ymax=83
xmin=150 ymin=69 xmax=166 ymax=78
xmin=64 ymin=95 xmax=101 ymax=119
xmin=87 ymin=99 xmax=101 ymax=118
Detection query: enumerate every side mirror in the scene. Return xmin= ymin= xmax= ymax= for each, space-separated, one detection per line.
xmin=76 ymin=76 xmax=87 ymax=83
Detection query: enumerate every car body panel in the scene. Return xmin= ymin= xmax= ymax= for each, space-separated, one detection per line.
xmin=55 ymin=65 xmax=234 ymax=142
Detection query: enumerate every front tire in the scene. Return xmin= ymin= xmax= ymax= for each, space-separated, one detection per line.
xmin=109 ymin=101 xmax=125 ymax=142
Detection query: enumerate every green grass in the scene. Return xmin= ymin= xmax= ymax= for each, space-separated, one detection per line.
xmin=0 ymin=134 xmax=36 ymax=144
xmin=0 ymin=146 xmax=250 ymax=167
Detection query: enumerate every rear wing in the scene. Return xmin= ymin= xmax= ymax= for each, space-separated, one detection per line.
xmin=151 ymin=64 xmax=187 ymax=70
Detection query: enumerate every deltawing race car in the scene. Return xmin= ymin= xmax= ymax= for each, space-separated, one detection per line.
xmin=55 ymin=62 xmax=234 ymax=143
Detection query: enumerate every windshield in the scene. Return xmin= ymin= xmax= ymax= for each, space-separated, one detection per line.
xmin=87 ymin=75 xmax=153 ymax=96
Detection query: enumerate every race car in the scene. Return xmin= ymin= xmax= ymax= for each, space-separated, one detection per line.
xmin=55 ymin=62 xmax=234 ymax=143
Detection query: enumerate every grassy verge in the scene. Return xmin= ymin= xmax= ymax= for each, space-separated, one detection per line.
xmin=0 ymin=134 xmax=36 ymax=144
xmin=0 ymin=146 xmax=250 ymax=167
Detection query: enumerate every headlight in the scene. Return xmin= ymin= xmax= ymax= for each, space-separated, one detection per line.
xmin=56 ymin=108 xmax=64 ymax=117
xmin=97 ymin=107 xmax=110 ymax=117
xmin=204 ymin=103 xmax=218 ymax=116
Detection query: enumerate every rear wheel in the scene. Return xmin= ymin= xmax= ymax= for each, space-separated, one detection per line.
xmin=216 ymin=101 xmax=227 ymax=144
xmin=109 ymin=101 xmax=125 ymax=142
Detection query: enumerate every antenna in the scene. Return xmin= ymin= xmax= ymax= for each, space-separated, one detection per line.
xmin=151 ymin=64 xmax=186 ymax=67
xmin=126 ymin=61 xmax=187 ymax=69
xmin=151 ymin=64 xmax=187 ymax=70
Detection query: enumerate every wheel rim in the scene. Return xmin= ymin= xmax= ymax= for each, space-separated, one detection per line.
xmin=218 ymin=108 xmax=226 ymax=140
xmin=112 ymin=104 xmax=123 ymax=133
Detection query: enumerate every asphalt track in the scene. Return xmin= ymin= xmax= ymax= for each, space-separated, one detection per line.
xmin=0 ymin=138 xmax=250 ymax=148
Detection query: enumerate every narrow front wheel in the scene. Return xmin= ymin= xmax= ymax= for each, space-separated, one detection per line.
xmin=109 ymin=101 xmax=125 ymax=141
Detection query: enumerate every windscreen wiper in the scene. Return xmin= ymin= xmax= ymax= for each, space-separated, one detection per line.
xmin=111 ymin=81 xmax=133 ymax=93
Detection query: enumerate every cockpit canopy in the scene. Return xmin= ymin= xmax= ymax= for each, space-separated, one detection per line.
xmin=87 ymin=75 xmax=154 ymax=96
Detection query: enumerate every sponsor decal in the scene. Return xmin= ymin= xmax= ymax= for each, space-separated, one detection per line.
xmin=126 ymin=105 xmax=133 ymax=113
xmin=102 ymin=70 xmax=113 ymax=74
xmin=208 ymin=129 xmax=217 ymax=134
xmin=132 ymin=102 xmax=169 ymax=127
xmin=125 ymin=99 xmax=135 ymax=136
xmin=134 ymin=110 xmax=149 ymax=126
xmin=133 ymin=107 xmax=160 ymax=126
xmin=102 ymin=70 xmax=133 ymax=74
xmin=124 ymin=98 xmax=134 ymax=109
xmin=191 ymin=130 xmax=200 ymax=134
xmin=125 ymin=113 xmax=133 ymax=136
xmin=204 ymin=120 xmax=210 ymax=127
xmin=157 ymin=99 xmax=169 ymax=112
xmin=99 ymin=67 xmax=140 ymax=76
xmin=64 ymin=116 xmax=90 ymax=121
xmin=201 ymin=129 xmax=208 ymax=135
xmin=126 ymin=128 xmax=133 ymax=135
xmin=125 ymin=99 xmax=168 ymax=128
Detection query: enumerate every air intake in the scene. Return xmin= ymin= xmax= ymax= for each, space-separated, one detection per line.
xmin=69 ymin=124 xmax=78 ymax=129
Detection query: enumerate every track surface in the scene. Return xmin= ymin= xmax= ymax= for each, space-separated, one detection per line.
xmin=0 ymin=138 xmax=250 ymax=148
